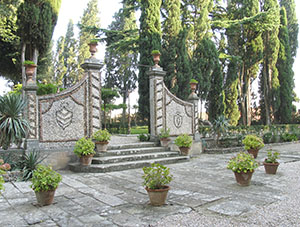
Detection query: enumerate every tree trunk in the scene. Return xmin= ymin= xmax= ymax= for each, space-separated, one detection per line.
xmin=122 ymin=92 xmax=127 ymax=131
xmin=263 ymin=62 xmax=271 ymax=125
xmin=127 ymin=92 xmax=131 ymax=134
xmin=21 ymin=43 xmax=26 ymax=94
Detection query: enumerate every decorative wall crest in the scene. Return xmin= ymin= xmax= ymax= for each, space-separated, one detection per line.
xmin=173 ymin=112 xmax=183 ymax=128
xmin=56 ymin=102 xmax=73 ymax=130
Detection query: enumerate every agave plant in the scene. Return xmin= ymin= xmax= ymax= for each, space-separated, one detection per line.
xmin=0 ymin=94 xmax=29 ymax=150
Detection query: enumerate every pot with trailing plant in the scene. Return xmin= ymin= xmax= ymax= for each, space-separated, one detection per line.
xmin=92 ymin=129 xmax=111 ymax=152
xmin=263 ymin=150 xmax=280 ymax=174
xmin=159 ymin=128 xmax=171 ymax=149
xmin=73 ymin=137 xmax=96 ymax=165
xmin=227 ymin=152 xmax=259 ymax=186
xmin=174 ymin=134 xmax=193 ymax=156
xmin=142 ymin=163 xmax=173 ymax=206
xmin=242 ymin=134 xmax=264 ymax=158
xmin=30 ymin=164 xmax=62 ymax=206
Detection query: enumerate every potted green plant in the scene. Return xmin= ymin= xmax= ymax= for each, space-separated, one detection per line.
xmin=92 ymin=129 xmax=111 ymax=152
xmin=174 ymin=134 xmax=193 ymax=156
xmin=88 ymin=39 xmax=99 ymax=56
xmin=189 ymin=79 xmax=198 ymax=91
xmin=23 ymin=60 xmax=37 ymax=83
xmin=227 ymin=152 xmax=259 ymax=186
xmin=263 ymin=150 xmax=280 ymax=174
xmin=73 ymin=137 xmax=96 ymax=165
xmin=159 ymin=128 xmax=171 ymax=148
xmin=142 ymin=163 xmax=173 ymax=206
xmin=30 ymin=164 xmax=62 ymax=206
xmin=242 ymin=134 xmax=264 ymax=158
xmin=151 ymin=50 xmax=161 ymax=65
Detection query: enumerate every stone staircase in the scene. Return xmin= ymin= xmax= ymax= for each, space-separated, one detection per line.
xmin=69 ymin=142 xmax=189 ymax=173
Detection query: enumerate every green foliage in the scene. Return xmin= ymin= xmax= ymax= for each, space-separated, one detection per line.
xmin=174 ymin=134 xmax=193 ymax=148
xmin=159 ymin=128 xmax=170 ymax=139
xmin=73 ymin=137 xmax=95 ymax=157
xmin=280 ymin=133 xmax=298 ymax=142
xmin=242 ymin=135 xmax=264 ymax=150
xmin=23 ymin=60 xmax=35 ymax=65
xmin=92 ymin=129 xmax=111 ymax=142
xmin=227 ymin=152 xmax=259 ymax=173
xmin=142 ymin=163 xmax=173 ymax=189
xmin=137 ymin=134 xmax=150 ymax=142
xmin=18 ymin=150 xmax=45 ymax=181
xmin=0 ymin=94 xmax=29 ymax=150
xmin=36 ymin=83 xmax=58 ymax=96
xmin=0 ymin=168 xmax=5 ymax=193
xmin=130 ymin=126 xmax=148 ymax=134
xmin=264 ymin=150 xmax=279 ymax=163
xmin=151 ymin=50 xmax=160 ymax=55
xmin=30 ymin=165 xmax=62 ymax=192
xmin=189 ymin=79 xmax=198 ymax=84
xmin=263 ymin=132 xmax=273 ymax=143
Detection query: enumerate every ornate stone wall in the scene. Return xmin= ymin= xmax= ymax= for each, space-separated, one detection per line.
xmin=149 ymin=66 xmax=197 ymax=139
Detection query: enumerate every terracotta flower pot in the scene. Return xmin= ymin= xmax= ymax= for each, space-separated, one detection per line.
xmin=35 ymin=190 xmax=56 ymax=206
xmin=247 ymin=148 xmax=259 ymax=158
xmin=146 ymin=186 xmax=170 ymax=206
xmin=263 ymin=162 xmax=279 ymax=174
xmin=95 ymin=141 xmax=109 ymax=152
xmin=25 ymin=64 xmax=37 ymax=84
xmin=160 ymin=138 xmax=171 ymax=148
xmin=88 ymin=43 xmax=98 ymax=57
xmin=79 ymin=154 xmax=94 ymax=166
xmin=233 ymin=170 xmax=254 ymax=186
xmin=190 ymin=82 xmax=197 ymax=92
xmin=152 ymin=53 xmax=161 ymax=66
xmin=179 ymin=147 xmax=190 ymax=156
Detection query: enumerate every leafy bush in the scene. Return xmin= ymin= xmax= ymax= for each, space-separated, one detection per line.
xmin=174 ymin=134 xmax=193 ymax=148
xmin=18 ymin=149 xmax=45 ymax=181
xmin=0 ymin=170 xmax=5 ymax=193
xmin=30 ymin=165 xmax=62 ymax=192
xmin=0 ymin=94 xmax=29 ymax=150
xmin=92 ymin=129 xmax=111 ymax=142
xmin=242 ymin=134 xmax=264 ymax=150
xmin=159 ymin=128 xmax=170 ymax=139
xmin=227 ymin=152 xmax=259 ymax=173
xmin=137 ymin=134 xmax=150 ymax=142
xmin=263 ymin=132 xmax=273 ymax=143
xmin=73 ymin=137 xmax=95 ymax=157
xmin=36 ymin=83 xmax=58 ymax=96
xmin=280 ymin=133 xmax=298 ymax=142
xmin=264 ymin=150 xmax=279 ymax=163
xmin=142 ymin=163 xmax=173 ymax=189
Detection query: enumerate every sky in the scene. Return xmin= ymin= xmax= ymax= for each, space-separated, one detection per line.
xmin=0 ymin=0 xmax=299 ymax=109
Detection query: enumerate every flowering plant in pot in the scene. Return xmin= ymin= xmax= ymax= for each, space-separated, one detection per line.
xmin=227 ymin=152 xmax=259 ymax=186
xmin=174 ymin=134 xmax=193 ymax=155
xmin=92 ymin=129 xmax=111 ymax=152
xmin=73 ymin=137 xmax=95 ymax=165
xmin=30 ymin=164 xmax=62 ymax=206
xmin=263 ymin=150 xmax=280 ymax=174
xmin=142 ymin=163 xmax=173 ymax=206
xmin=242 ymin=134 xmax=264 ymax=158
xmin=159 ymin=128 xmax=170 ymax=148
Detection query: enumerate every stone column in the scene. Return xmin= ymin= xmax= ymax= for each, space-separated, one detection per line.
xmin=147 ymin=65 xmax=166 ymax=141
xmin=24 ymin=76 xmax=39 ymax=151
xmin=81 ymin=57 xmax=103 ymax=137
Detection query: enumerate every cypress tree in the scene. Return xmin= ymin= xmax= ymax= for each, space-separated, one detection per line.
xmin=276 ymin=7 xmax=294 ymax=123
xmin=78 ymin=0 xmax=100 ymax=76
xmin=138 ymin=0 xmax=161 ymax=122
xmin=259 ymin=0 xmax=280 ymax=125
xmin=279 ymin=0 xmax=298 ymax=58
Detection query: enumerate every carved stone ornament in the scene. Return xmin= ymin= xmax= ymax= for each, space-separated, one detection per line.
xmin=56 ymin=102 xmax=73 ymax=130
xmin=173 ymin=112 xmax=183 ymax=128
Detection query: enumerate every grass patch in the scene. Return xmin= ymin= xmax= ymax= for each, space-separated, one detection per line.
xmin=131 ymin=126 xmax=148 ymax=134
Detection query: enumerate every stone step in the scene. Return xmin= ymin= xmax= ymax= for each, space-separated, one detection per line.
xmin=69 ymin=156 xmax=190 ymax=173
xmin=107 ymin=142 xmax=157 ymax=150
xmin=92 ymin=151 xmax=179 ymax=164
xmin=95 ymin=146 xmax=166 ymax=157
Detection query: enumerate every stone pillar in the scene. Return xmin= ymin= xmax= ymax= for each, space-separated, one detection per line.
xmin=24 ymin=78 xmax=39 ymax=151
xmin=147 ymin=65 xmax=166 ymax=141
xmin=81 ymin=57 xmax=103 ymax=137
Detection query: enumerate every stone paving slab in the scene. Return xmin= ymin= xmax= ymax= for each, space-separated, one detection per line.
xmin=1 ymin=142 xmax=300 ymax=226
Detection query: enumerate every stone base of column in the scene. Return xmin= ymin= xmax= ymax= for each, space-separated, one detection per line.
xmin=25 ymin=139 xmax=40 ymax=151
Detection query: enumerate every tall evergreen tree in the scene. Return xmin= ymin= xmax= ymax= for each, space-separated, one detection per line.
xmin=276 ymin=7 xmax=294 ymax=123
xmin=259 ymin=0 xmax=280 ymax=125
xmin=279 ymin=0 xmax=298 ymax=58
xmin=138 ymin=0 xmax=161 ymax=122
xmin=53 ymin=37 xmax=66 ymax=87
xmin=160 ymin=0 xmax=181 ymax=94
xmin=78 ymin=0 xmax=100 ymax=76
xmin=104 ymin=4 xmax=138 ymax=130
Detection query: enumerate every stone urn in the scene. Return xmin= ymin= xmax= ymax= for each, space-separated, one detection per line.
xmin=151 ymin=50 xmax=161 ymax=67
xmin=88 ymin=42 xmax=98 ymax=57
xmin=25 ymin=64 xmax=37 ymax=84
